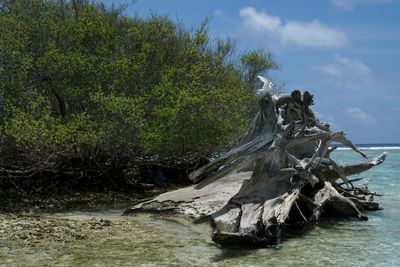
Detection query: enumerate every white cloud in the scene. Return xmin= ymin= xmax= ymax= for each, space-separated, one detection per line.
xmin=318 ymin=64 xmax=342 ymax=78
xmin=314 ymin=54 xmax=371 ymax=80
xmin=331 ymin=0 xmax=393 ymax=10
xmin=312 ymin=55 xmax=374 ymax=92
xmin=281 ymin=20 xmax=349 ymax=48
xmin=332 ymin=0 xmax=358 ymax=9
xmin=240 ymin=7 xmax=282 ymax=32
xmin=213 ymin=9 xmax=224 ymax=17
xmin=345 ymin=107 xmax=375 ymax=126
xmin=239 ymin=7 xmax=349 ymax=48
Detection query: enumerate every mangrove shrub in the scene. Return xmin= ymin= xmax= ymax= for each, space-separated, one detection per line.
xmin=0 ymin=0 xmax=278 ymax=158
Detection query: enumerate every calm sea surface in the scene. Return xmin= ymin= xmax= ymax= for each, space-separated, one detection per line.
xmin=1 ymin=147 xmax=399 ymax=266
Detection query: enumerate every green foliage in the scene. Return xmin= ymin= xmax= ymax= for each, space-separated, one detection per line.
xmin=3 ymin=92 xmax=59 ymax=150
xmin=0 ymin=0 xmax=278 ymax=156
xmin=240 ymin=49 xmax=279 ymax=90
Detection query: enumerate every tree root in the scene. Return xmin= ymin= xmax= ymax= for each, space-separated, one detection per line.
xmin=125 ymin=87 xmax=386 ymax=247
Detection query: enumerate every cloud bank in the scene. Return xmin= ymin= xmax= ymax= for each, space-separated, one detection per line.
xmin=312 ymin=54 xmax=375 ymax=90
xmin=331 ymin=0 xmax=393 ymax=10
xmin=239 ymin=7 xmax=349 ymax=48
xmin=316 ymin=54 xmax=371 ymax=79
xmin=345 ymin=107 xmax=376 ymax=126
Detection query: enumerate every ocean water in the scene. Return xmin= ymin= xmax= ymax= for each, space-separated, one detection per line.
xmin=1 ymin=146 xmax=399 ymax=266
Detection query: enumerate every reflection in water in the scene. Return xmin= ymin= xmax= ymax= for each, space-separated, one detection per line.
xmin=1 ymin=150 xmax=399 ymax=266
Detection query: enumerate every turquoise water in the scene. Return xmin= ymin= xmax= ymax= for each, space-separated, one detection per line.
xmin=1 ymin=149 xmax=399 ymax=266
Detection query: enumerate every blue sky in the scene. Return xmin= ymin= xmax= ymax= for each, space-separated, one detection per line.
xmin=108 ymin=0 xmax=400 ymax=144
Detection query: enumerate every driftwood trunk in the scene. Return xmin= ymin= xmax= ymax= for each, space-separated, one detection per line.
xmin=125 ymin=86 xmax=386 ymax=247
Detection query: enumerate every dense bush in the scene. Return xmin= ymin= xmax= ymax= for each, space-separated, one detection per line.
xmin=0 ymin=0 xmax=278 ymax=158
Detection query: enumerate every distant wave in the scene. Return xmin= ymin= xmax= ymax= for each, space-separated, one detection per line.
xmin=336 ymin=147 xmax=400 ymax=151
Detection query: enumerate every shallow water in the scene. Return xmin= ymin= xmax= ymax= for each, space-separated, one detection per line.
xmin=1 ymin=149 xmax=399 ymax=266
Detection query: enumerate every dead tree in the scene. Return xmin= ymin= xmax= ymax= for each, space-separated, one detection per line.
xmin=125 ymin=78 xmax=386 ymax=247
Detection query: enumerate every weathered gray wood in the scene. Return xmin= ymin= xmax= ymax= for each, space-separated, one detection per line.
xmin=125 ymin=77 xmax=386 ymax=247
xmin=125 ymin=171 xmax=250 ymax=218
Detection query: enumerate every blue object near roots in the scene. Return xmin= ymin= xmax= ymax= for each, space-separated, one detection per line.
xmin=149 ymin=169 xmax=166 ymax=183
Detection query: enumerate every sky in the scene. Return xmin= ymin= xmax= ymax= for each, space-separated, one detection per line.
xmin=107 ymin=0 xmax=400 ymax=144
